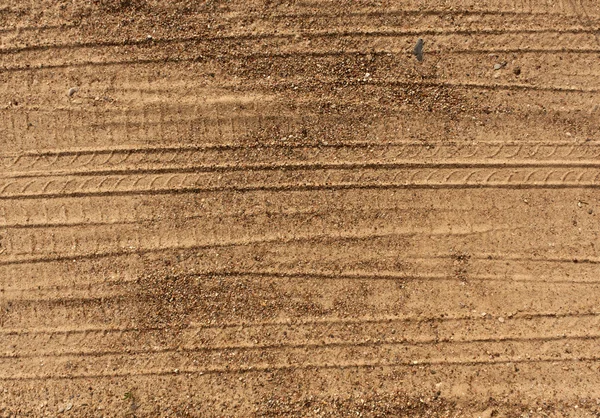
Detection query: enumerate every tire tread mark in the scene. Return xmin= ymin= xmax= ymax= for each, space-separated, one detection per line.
xmin=4 ymin=141 xmax=600 ymax=172
xmin=2 ymin=356 xmax=600 ymax=381
xmin=1 ymin=170 xmax=599 ymax=201
xmin=1 ymin=311 xmax=599 ymax=336
xmin=1 ymin=333 xmax=599 ymax=360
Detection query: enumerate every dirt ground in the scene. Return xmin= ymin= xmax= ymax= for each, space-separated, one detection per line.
xmin=1 ymin=0 xmax=600 ymax=416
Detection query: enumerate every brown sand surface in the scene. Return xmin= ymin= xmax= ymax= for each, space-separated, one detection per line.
xmin=1 ymin=1 xmax=600 ymax=416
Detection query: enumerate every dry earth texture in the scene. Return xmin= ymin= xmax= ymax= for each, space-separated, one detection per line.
xmin=1 ymin=0 xmax=600 ymax=417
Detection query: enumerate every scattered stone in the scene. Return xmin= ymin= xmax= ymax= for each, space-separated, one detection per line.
xmin=513 ymin=66 xmax=521 ymax=75
xmin=498 ymin=317 xmax=505 ymax=323
xmin=475 ymin=407 xmax=496 ymax=418
xmin=65 ymin=403 xmax=73 ymax=411
xmin=67 ymin=87 xmax=78 ymax=97
xmin=493 ymin=63 xmax=502 ymax=70
xmin=413 ymin=38 xmax=424 ymax=62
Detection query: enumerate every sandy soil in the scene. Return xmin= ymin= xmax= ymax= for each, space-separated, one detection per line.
xmin=1 ymin=0 xmax=600 ymax=416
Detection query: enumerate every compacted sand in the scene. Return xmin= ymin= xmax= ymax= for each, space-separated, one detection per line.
xmin=1 ymin=0 xmax=600 ymax=416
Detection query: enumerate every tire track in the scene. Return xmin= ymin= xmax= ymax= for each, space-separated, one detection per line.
xmin=0 ymin=167 xmax=599 ymax=201
xmin=2 ymin=311 xmax=598 ymax=337
xmin=0 ymin=9 xmax=566 ymax=40
xmin=2 ymin=27 xmax=599 ymax=56
xmin=3 ymin=50 xmax=600 ymax=91
xmin=2 ymin=270 xmax=599 ymax=301
xmin=3 ymin=354 xmax=600 ymax=382
xmin=0 ymin=224 xmax=529 ymax=266
xmin=3 ymin=244 xmax=597 ymax=296
xmin=2 ymin=230 xmax=596 ymax=267
xmin=0 ymin=333 xmax=598 ymax=360
xmin=4 ymin=141 xmax=600 ymax=175
xmin=5 ymin=270 xmax=600 ymax=331
xmin=2 ymin=186 xmax=576 ymax=230
xmin=0 ymin=9 xmax=572 ymax=37
xmin=5 ymin=161 xmax=600 ymax=181
xmin=3 ymin=312 xmax=599 ymax=358
xmin=0 ymin=200 xmax=466 ymax=229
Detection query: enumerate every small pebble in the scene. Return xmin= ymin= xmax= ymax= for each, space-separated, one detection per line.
xmin=513 ymin=66 xmax=521 ymax=75
xmin=413 ymin=38 xmax=424 ymax=62
xmin=493 ymin=63 xmax=502 ymax=70
xmin=498 ymin=317 xmax=505 ymax=323
xmin=67 ymin=87 xmax=78 ymax=97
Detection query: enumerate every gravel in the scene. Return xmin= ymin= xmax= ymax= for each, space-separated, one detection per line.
xmin=413 ymin=38 xmax=424 ymax=62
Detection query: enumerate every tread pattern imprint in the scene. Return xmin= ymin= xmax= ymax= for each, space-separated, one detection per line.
xmin=1 ymin=0 xmax=600 ymax=416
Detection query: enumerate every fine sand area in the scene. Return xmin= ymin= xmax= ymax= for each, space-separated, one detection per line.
xmin=1 ymin=0 xmax=600 ymax=416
